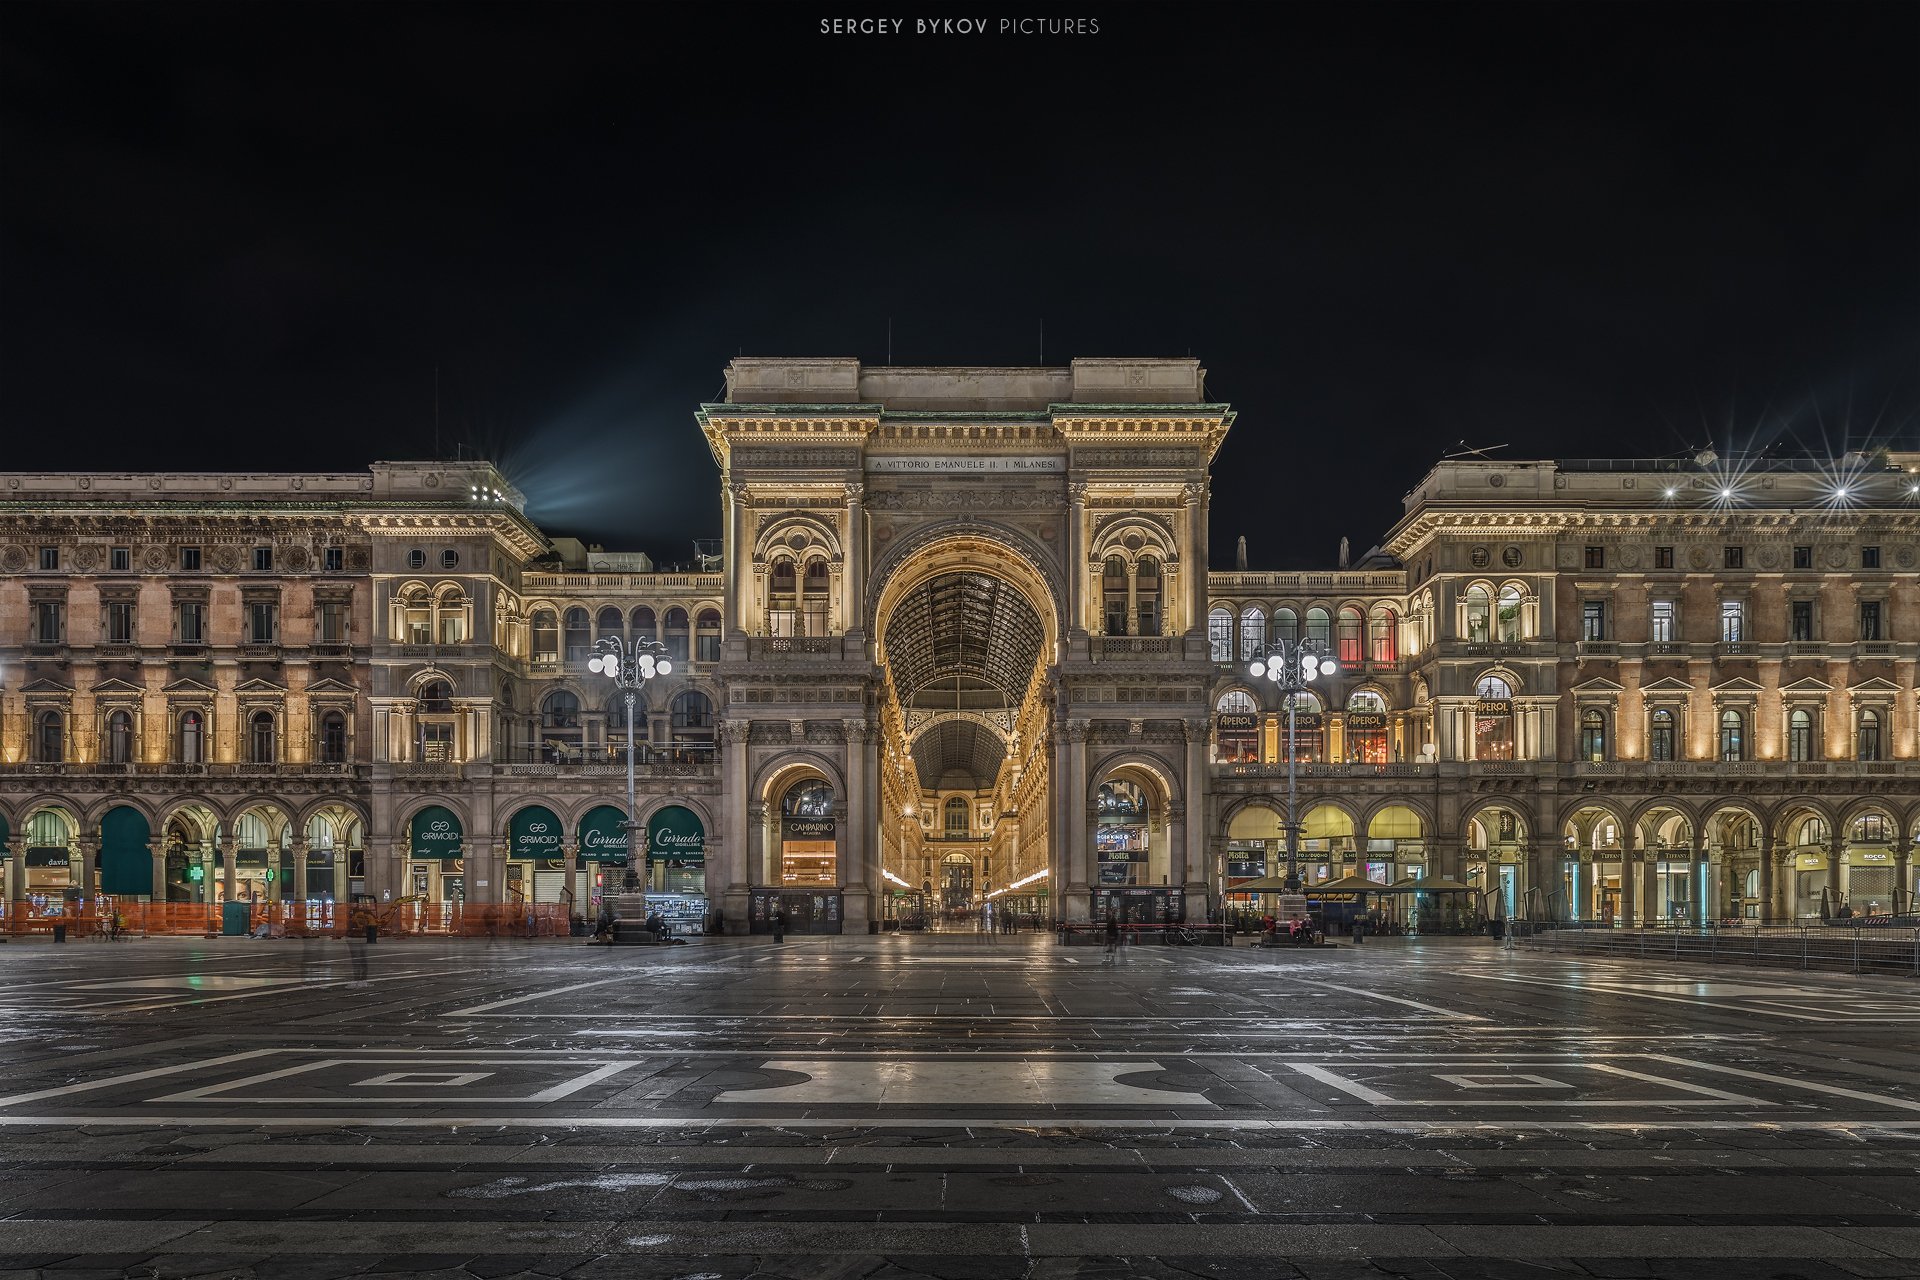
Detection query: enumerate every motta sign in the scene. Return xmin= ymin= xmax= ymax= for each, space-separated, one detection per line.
xmin=867 ymin=455 xmax=1065 ymax=474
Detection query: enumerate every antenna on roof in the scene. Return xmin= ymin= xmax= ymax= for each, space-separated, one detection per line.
xmin=433 ymin=365 xmax=440 ymax=459
xmin=1442 ymin=441 xmax=1508 ymax=460
xmin=1038 ymin=318 xmax=1044 ymax=366
xmin=887 ymin=317 xmax=893 ymax=365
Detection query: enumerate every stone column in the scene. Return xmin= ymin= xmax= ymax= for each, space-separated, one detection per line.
xmin=220 ymin=836 xmax=238 ymax=902
xmin=726 ymin=481 xmax=749 ymax=637
xmin=1066 ymin=720 xmax=1090 ymax=922
xmin=366 ymin=835 xmax=396 ymax=902
xmin=1525 ymin=841 xmax=1554 ymax=920
xmin=74 ymin=834 xmax=99 ymax=899
xmin=1183 ymin=481 xmax=1207 ymax=638
xmin=1829 ymin=835 xmax=1848 ymax=912
xmin=844 ymin=484 xmax=866 ymax=639
xmin=844 ymin=719 xmax=874 ymax=931
xmin=1182 ymin=717 xmax=1207 ymax=904
xmin=1756 ymin=832 xmax=1775 ymax=925
xmin=463 ymin=838 xmax=490 ymax=908
xmin=1691 ymin=830 xmax=1710 ymax=928
xmin=1166 ymin=804 xmax=1186 ymax=893
xmin=1125 ymin=564 xmax=1139 ymax=636
xmin=1895 ymin=839 xmax=1913 ymax=916
xmin=563 ymin=840 xmax=580 ymax=918
xmin=1641 ymin=845 xmax=1660 ymax=925
xmin=148 ymin=838 xmax=167 ymax=903
xmin=1618 ymin=827 xmax=1637 ymax=929
xmin=1067 ymin=482 xmax=1088 ymax=638
xmin=6 ymin=834 xmax=27 ymax=906
xmin=266 ymin=842 xmax=283 ymax=906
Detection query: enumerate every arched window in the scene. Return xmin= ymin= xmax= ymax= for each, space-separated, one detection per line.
xmin=1214 ymin=688 xmax=1259 ymax=763
xmin=542 ymin=690 xmax=580 ymax=728
xmin=1497 ymin=586 xmax=1524 ymax=642
xmin=664 ymin=608 xmax=690 ymax=661
xmin=1796 ymin=816 xmax=1829 ymax=849
xmin=1238 ymin=606 xmax=1266 ymax=661
xmin=695 ymin=608 xmax=722 ymax=662
xmin=1271 ymin=607 xmax=1299 ymax=645
xmin=1787 ymin=708 xmax=1815 ymax=762
xmin=1282 ymin=690 xmax=1326 ymax=762
xmin=1856 ymin=709 xmax=1882 ymax=762
xmin=35 ymin=710 xmax=64 ymax=763
xmin=27 ymin=809 xmax=73 ymax=849
xmin=1476 ymin=674 xmax=1513 ymax=700
xmin=1852 ymin=812 xmax=1890 ymax=844
xmin=596 ymin=606 xmax=625 ymax=641
xmin=1103 ymin=557 xmax=1129 ymax=636
xmin=1304 ymin=607 xmax=1331 ymax=647
xmin=670 ymin=690 xmax=713 ymax=738
xmin=1095 ymin=779 xmax=1149 ymax=887
xmin=249 ymin=709 xmax=277 ymax=764
xmin=1718 ymin=709 xmax=1745 ymax=762
xmin=768 ymin=559 xmax=798 ymax=637
xmin=401 ymin=588 xmax=431 ymax=645
xmin=321 ymin=711 xmax=348 ymax=763
xmin=630 ymin=606 xmax=658 ymax=641
xmin=783 ymin=779 xmax=833 ymax=818
xmin=531 ymin=610 xmax=559 ymax=663
xmin=1648 ymin=708 xmax=1676 ymax=761
xmin=944 ymin=796 xmax=969 ymax=838
xmin=1368 ymin=609 xmax=1397 ymax=664
xmin=1346 ymin=690 xmax=1389 ymax=765
xmin=562 ymin=608 xmax=591 ymax=662
xmin=539 ymin=689 xmax=581 ymax=762
xmin=1473 ymin=675 xmax=1514 ymax=761
xmin=802 ymin=559 xmax=831 ymax=636
xmin=178 ymin=710 xmax=204 ymax=764
xmin=1336 ymin=606 xmax=1364 ymax=665
xmin=1207 ymin=607 xmax=1233 ymax=662
xmin=1579 ymin=708 xmax=1607 ymax=762
xmin=1135 ymin=556 xmax=1162 ymax=637
xmin=435 ymin=589 xmax=467 ymax=645
xmin=1464 ymin=586 xmax=1491 ymax=644
xmin=106 ymin=710 xmax=134 ymax=764
xmin=418 ymin=679 xmax=453 ymax=713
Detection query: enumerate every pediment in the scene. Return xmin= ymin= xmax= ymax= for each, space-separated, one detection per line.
xmin=19 ymin=677 xmax=73 ymax=695
xmin=88 ymin=676 xmax=147 ymax=696
xmin=163 ymin=676 xmax=217 ymax=696
xmin=1571 ymin=677 xmax=1625 ymax=695
xmin=233 ymin=676 xmax=287 ymax=695
xmin=1710 ymin=676 xmax=1764 ymax=695
xmin=1848 ymin=677 xmax=1900 ymax=696
xmin=305 ymin=678 xmax=359 ymax=697
xmin=1779 ymin=676 xmax=1834 ymax=695
xmin=1639 ymin=676 xmax=1694 ymax=695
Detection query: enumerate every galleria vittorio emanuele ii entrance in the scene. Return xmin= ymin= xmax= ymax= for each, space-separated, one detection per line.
xmin=700 ymin=356 xmax=1226 ymax=933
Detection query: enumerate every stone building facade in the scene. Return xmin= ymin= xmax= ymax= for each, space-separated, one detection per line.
xmin=2 ymin=359 xmax=1915 ymax=929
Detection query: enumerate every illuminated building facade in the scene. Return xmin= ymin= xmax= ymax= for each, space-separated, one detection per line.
xmin=2 ymin=360 xmax=1916 ymax=930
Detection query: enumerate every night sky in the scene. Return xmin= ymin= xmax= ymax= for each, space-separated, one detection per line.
xmin=3 ymin=3 xmax=1916 ymax=567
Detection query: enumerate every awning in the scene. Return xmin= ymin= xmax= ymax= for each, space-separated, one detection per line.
xmin=1224 ymin=874 xmax=1300 ymax=893
xmin=646 ymin=805 xmax=706 ymax=863
xmin=508 ymin=805 xmax=564 ymax=861
xmin=1377 ymin=874 xmax=1476 ymax=894
xmin=409 ymin=805 xmax=464 ymax=859
xmin=578 ymin=805 xmax=631 ymax=864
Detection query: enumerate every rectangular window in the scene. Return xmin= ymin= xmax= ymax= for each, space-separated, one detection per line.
xmin=252 ymin=546 xmax=273 ymax=572
xmin=176 ymin=601 xmax=205 ymax=644
xmin=1584 ymin=545 xmax=1605 ymax=569
xmin=38 ymin=546 xmax=57 ymax=571
xmin=697 ymin=631 xmax=721 ymax=663
xmin=317 ymin=602 xmax=347 ymax=643
xmin=1581 ymin=600 xmax=1606 ymax=641
xmin=1723 ymin=546 xmax=1744 ymax=570
xmin=1720 ymin=599 xmax=1745 ymax=643
xmin=1859 ymin=601 xmax=1882 ymax=641
xmin=32 ymin=601 xmax=62 ymax=642
xmin=1654 ymin=546 xmax=1674 ymax=569
xmin=324 ymin=547 xmax=343 ymax=572
xmin=1792 ymin=545 xmax=1812 ymax=570
xmin=180 ymin=546 xmax=201 ymax=572
xmin=247 ymin=601 xmax=277 ymax=644
xmin=104 ymin=601 xmax=135 ymax=643
xmin=110 ymin=546 xmax=130 ymax=573
xmin=1790 ymin=600 xmax=1814 ymax=642
xmin=1650 ymin=600 xmax=1676 ymax=643
xmin=1861 ymin=546 xmax=1880 ymax=569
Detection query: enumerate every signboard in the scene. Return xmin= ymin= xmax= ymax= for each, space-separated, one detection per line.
xmin=868 ymin=455 xmax=1065 ymax=474
xmin=409 ymin=806 xmax=464 ymax=860
xmin=1215 ymin=713 xmax=1260 ymax=732
xmin=783 ymin=816 xmax=835 ymax=841
xmin=25 ymin=847 xmax=69 ymax=869
xmin=1475 ymin=699 xmax=1513 ymax=715
xmin=1851 ymin=850 xmax=1890 ymax=864
xmin=1795 ymin=852 xmax=1827 ymax=871
xmin=1345 ymin=712 xmax=1388 ymax=731
xmin=578 ymin=805 xmax=631 ymax=865
xmin=510 ymin=805 xmax=565 ymax=861
xmin=647 ymin=805 xmax=706 ymax=863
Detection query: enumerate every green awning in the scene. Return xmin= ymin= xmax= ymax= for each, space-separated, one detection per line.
xmin=578 ymin=805 xmax=631 ymax=865
xmin=508 ymin=805 xmax=564 ymax=861
xmin=409 ymin=805 xmax=464 ymax=860
xmin=646 ymin=805 xmax=706 ymax=863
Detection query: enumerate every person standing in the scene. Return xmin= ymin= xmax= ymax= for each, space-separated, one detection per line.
xmin=1103 ymin=912 xmax=1120 ymax=964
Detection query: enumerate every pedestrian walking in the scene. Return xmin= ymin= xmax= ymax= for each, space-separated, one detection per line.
xmin=1103 ymin=913 xmax=1120 ymax=964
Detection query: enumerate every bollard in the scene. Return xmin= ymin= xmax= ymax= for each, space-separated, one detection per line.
xmin=52 ymin=923 xmax=66 ymax=944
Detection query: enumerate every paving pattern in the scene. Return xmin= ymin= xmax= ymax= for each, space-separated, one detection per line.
xmin=0 ymin=930 xmax=1915 ymax=1279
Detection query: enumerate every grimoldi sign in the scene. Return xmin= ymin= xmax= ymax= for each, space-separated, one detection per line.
xmin=409 ymin=806 xmax=463 ymax=860
xmin=510 ymin=805 xmax=564 ymax=861
xmin=867 ymin=455 xmax=1065 ymax=474
xmin=577 ymin=805 xmax=631 ymax=865
xmin=783 ymin=816 xmax=836 ymax=841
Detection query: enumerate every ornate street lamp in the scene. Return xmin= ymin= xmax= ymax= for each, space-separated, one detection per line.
xmin=586 ymin=635 xmax=673 ymax=894
xmin=1249 ymin=639 xmax=1339 ymax=892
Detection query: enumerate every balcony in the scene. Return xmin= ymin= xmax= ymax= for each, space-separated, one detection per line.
xmin=497 ymin=747 xmax=717 ymax=779
xmin=744 ymin=636 xmax=841 ymax=660
xmin=1221 ymin=761 xmax=1433 ymax=779
xmin=1577 ymin=640 xmax=1617 ymax=657
xmin=1090 ymin=635 xmax=1177 ymax=660
xmin=1649 ymin=642 xmax=1686 ymax=656
xmin=1718 ymin=641 xmax=1756 ymax=656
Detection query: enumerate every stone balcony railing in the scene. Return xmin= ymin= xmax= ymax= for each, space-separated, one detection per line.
xmin=0 ymin=762 xmax=370 ymax=780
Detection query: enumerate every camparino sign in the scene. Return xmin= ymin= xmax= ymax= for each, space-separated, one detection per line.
xmin=410 ymin=805 xmax=464 ymax=859
xmin=577 ymin=805 xmax=631 ymax=865
xmin=647 ymin=805 xmax=706 ymax=863
xmin=509 ymin=805 xmax=565 ymax=861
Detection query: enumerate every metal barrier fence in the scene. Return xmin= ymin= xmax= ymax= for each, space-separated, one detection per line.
xmin=1 ymin=898 xmax=574 ymax=939
xmin=1056 ymin=923 xmax=1233 ymax=946
xmin=1520 ymin=923 xmax=1920 ymax=975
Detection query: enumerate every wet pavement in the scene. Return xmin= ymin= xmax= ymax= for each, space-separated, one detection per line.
xmin=0 ymin=931 xmax=1914 ymax=1278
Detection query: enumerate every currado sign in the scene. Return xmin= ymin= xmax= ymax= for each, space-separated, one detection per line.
xmin=577 ymin=805 xmax=631 ymax=865
xmin=409 ymin=805 xmax=463 ymax=859
xmin=510 ymin=805 xmax=565 ymax=861
xmin=647 ymin=805 xmax=706 ymax=863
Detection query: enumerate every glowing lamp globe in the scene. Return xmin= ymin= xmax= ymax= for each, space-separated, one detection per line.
xmin=1249 ymin=661 xmax=1266 ymax=678
xmin=586 ymin=656 xmax=605 ymax=675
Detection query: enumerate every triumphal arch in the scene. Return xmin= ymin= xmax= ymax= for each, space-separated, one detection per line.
xmin=699 ymin=358 xmax=1230 ymax=932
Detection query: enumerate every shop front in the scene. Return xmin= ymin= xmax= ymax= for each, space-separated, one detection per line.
xmin=645 ymin=804 xmax=708 ymax=935
xmin=754 ymin=779 xmax=842 ymax=934
xmin=507 ymin=804 xmax=567 ymax=906
xmin=99 ymin=806 xmax=152 ymax=899
xmin=407 ymin=805 xmax=464 ymax=903
xmin=1096 ymin=779 xmax=1150 ymax=886
xmin=1090 ymin=886 xmax=1185 ymax=925
xmin=23 ymin=809 xmax=77 ymax=896
xmin=578 ymin=804 xmax=631 ymax=909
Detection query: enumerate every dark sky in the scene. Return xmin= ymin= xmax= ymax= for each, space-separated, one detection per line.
xmin=4 ymin=3 xmax=1917 ymax=567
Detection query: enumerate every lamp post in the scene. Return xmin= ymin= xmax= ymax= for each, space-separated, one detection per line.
xmin=1249 ymin=639 xmax=1339 ymax=892
xmin=587 ymin=635 xmax=673 ymax=896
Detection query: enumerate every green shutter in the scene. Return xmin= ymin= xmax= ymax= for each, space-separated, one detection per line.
xmin=508 ymin=805 xmax=564 ymax=861
xmin=646 ymin=805 xmax=706 ymax=863
xmin=409 ymin=805 xmax=464 ymax=860
xmin=99 ymin=806 xmax=152 ymax=896
xmin=577 ymin=805 xmax=630 ymax=865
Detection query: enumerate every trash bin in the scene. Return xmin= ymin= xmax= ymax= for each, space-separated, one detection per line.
xmin=365 ymin=925 xmax=379 ymax=944
xmin=221 ymin=901 xmax=252 ymax=936
xmin=51 ymin=923 xmax=66 ymax=944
